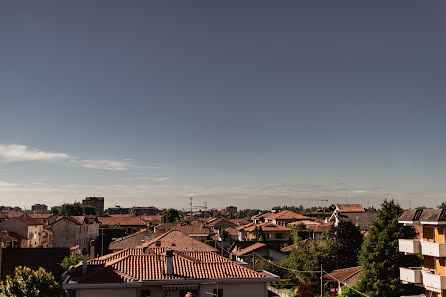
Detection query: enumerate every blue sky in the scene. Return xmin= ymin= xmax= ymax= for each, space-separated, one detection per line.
xmin=1 ymin=1 xmax=446 ymax=210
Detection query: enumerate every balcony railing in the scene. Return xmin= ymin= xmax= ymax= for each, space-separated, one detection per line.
xmin=422 ymin=270 xmax=446 ymax=290
xmin=420 ymin=240 xmax=446 ymax=257
xmin=399 ymin=239 xmax=421 ymax=254
xmin=399 ymin=267 xmax=423 ymax=284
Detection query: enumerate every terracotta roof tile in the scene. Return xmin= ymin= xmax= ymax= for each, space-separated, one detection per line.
xmin=98 ymin=216 xmax=147 ymax=226
xmin=232 ymin=243 xmax=266 ymax=256
xmin=109 ymin=229 xmax=156 ymax=250
xmin=138 ymin=230 xmax=217 ymax=252
xmin=337 ymin=204 xmax=365 ymax=213
xmin=324 ymin=266 xmax=361 ymax=283
xmin=78 ymin=251 xmax=265 ymax=283
xmin=268 ymin=210 xmax=312 ymax=220
xmin=243 ymin=222 xmax=291 ymax=232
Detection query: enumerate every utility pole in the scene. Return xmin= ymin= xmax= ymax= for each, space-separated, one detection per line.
xmin=320 ymin=264 xmax=323 ymax=297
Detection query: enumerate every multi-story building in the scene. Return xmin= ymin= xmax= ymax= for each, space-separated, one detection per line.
xmin=398 ymin=208 xmax=446 ymax=297
xmin=31 ymin=204 xmax=48 ymax=213
xmin=82 ymin=197 xmax=104 ymax=216
xmin=0 ymin=216 xmax=44 ymax=248
xmin=51 ymin=216 xmax=99 ymax=250
xmin=131 ymin=206 xmax=158 ymax=216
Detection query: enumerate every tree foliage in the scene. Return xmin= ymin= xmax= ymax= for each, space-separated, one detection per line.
xmin=438 ymin=202 xmax=446 ymax=209
xmin=52 ymin=203 xmax=96 ymax=216
xmin=291 ymin=223 xmax=310 ymax=242
xmin=161 ymin=208 xmax=180 ymax=223
xmin=294 ymin=277 xmax=319 ymax=297
xmin=338 ymin=285 xmax=361 ymax=297
xmin=280 ymin=240 xmax=336 ymax=280
xmin=358 ymin=199 xmax=422 ymax=297
xmin=329 ymin=221 xmax=363 ymax=268
xmin=59 ymin=251 xmax=83 ymax=271
xmin=0 ymin=266 xmax=64 ymax=297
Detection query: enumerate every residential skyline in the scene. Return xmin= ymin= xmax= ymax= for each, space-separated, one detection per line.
xmin=1 ymin=1 xmax=446 ymax=209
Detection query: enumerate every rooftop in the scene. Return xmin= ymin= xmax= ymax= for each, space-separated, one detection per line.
xmin=138 ymin=230 xmax=217 ymax=252
xmin=74 ymin=250 xmax=266 ymax=283
xmin=337 ymin=204 xmax=365 ymax=213
xmin=98 ymin=216 xmax=147 ymax=226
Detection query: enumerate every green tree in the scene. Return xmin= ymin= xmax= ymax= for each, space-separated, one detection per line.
xmin=161 ymin=208 xmax=180 ymax=223
xmin=291 ymin=223 xmax=310 ymax=242
xmin=0 ymin=266 xmax=64 ymax=297
xmin=358 ymin=199 xmax=422 ymax=297
xmin=59 ymin=251 xmax=83 ymax=270
xmin=83 ymin=205 xmax=97 ymax=215
xmin=330 ymin=221 xmax=363 ymax=268
xmin=438 ymin=202 xmax=446 ymax=209
xmin=338 ymin=285 xmax=361 ymax=297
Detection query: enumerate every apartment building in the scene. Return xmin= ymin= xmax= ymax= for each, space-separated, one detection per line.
xmin=0 ymin=216 xmax=45 ymax=248
xmin=82 ymin=197 xmax=105 ymax=216
xmin=398 ymin=208 xmax=446 ymax=297
xmin=51 ymin=216 xmax=99 ymax=250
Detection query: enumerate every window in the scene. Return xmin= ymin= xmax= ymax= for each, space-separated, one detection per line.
xmin=275 ymin=233 xmax=283 ymax=239
xmin=140 ymin=289 xmax=151 ymax=297
xmin=213 ymin=289 xmax=223 ymax=297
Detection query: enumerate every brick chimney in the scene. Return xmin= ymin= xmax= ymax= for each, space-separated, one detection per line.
xmin=165 ymin=250 xmax=174 ymax=276
xmin=82 ymin=248 xmax=88 ymax=275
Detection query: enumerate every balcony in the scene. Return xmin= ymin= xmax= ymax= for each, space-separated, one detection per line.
xmin=420 ymin=240 xmax=446 ymax=257
xmin=400 ymin=267 xmax=423 ymax=284
xmin=422 ymin=270 xmax=446 ymax=290
xmin=399 ymin=239 xmax=421 ymax=254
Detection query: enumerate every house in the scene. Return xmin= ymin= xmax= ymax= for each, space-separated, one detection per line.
xmin=232 ymin=242 xmax=285 ymax=264
xmin=98 ymin=215 xmax=147 ymax=234
xmin=132 ymin=206 xmax=158 ymax=216
xmin=31 ymin=203 xmax=48 ymax=213
xmin=63 ymin=248 xmax=278 ymax=297
xmin=51 ymin=216 xmax=99 ymax=250
xmin=138 ymin=230 xmax=217 ymax=252
xmin=280 ymin=238 xmax=316 ymax=253
xmin=288 ymin=220 xmax=333 ymax=240
xmin=108 ymin=229 xmax=156 ymax=253
xmin=207 ymin=218 xmax=237 ymax=232
xmin=398 ymin=208 xmax=446 ymax=297
xmin=239 ymin=222 xmax=290 ymax=243
xmin=0 ymin=231 xmax=19 ymax=248
xmin=264 ymin=210 xmax=313 ymax=226
xmin=0 ymin=216 xmax=44 ymax=248
xmin=154 ymin=224 xmax=212 ymax=242
xmin=323 ymin=266 xmax=361 ymax=294
xmin=328 ymin=204 xmax=376 ymax=230
xmin=27 ymin=213 xmax=58 ymax=225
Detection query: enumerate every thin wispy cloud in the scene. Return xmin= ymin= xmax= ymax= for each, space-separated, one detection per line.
xmin=0 ymin=144 xmax=142 ymax=172
xmin=71 ymin=159 xmax=135 ymax=171
xmin=0 ymin=144 xmax=70 ymax=162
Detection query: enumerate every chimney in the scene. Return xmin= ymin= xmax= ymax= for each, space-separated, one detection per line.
xmin=155 ymin=240 xmax=161 ymax=247
xmin=165 ymin=250 xmax=174 ymax=276
xmin=90 ymin=240 xmax=95 ymax=259
xmin=82 ymin=248 xmax=88 ymax=275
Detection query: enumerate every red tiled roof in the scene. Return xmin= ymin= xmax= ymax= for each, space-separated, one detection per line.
xmin=109 ymin=229 xmax=155 ymax=250
xmin=5 ymin=211 xmax=25 ymax=218
xmin=243 ymin=222 xmax=290 ymax=232
xmin=0 ymin=231 xmax=19 ymax=242
xmin=15 ymin=216 xmax=42 ymax=225
xmin=140 ymin=215 xmax=162 ymax=225
xmin=232 ymin=243 xmax=266 ymax=256
xmin=280 ymin=238 xmax=315 ymax=252
xmin=78 ymin=251 xmax=265 ymax=283
xmin=324 ymin=266 xmax=361 ymax=283
xmin=337 ymin=204 xmax=365 ymax=213
xmin=137 ymin=230 xmax=217 ymax=252
xmin=98 ymin=216 xmax=147 ymax=226
xmin=27 ymin=213 xmax=53 ymax=219
xmin=225 ymin=227 xmax=238 ymax=237
xmin=268 ymin=210 xmax=312 ymax=220
xmin=228 ymin=218 xmax=250 ymax=226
